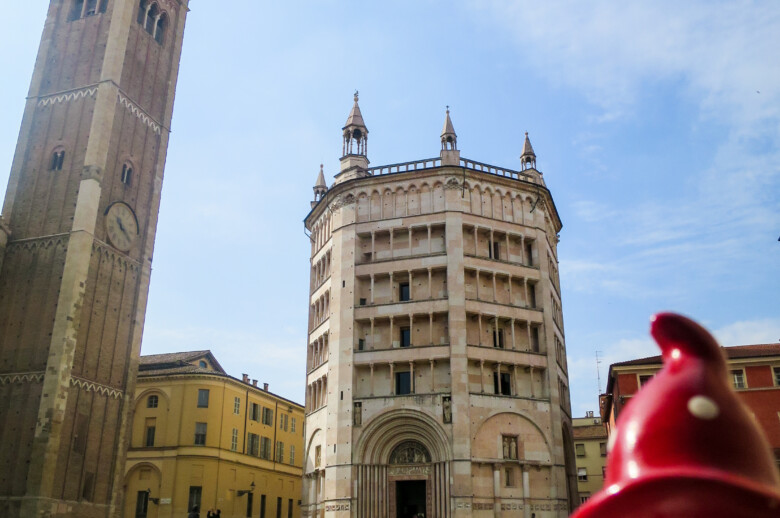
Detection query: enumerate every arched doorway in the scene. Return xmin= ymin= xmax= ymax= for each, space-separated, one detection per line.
xmin=355 ymin=409 xmax=451 ymax=518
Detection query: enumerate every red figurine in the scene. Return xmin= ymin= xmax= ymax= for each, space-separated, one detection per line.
xmin=572 ymin=313 xmax=780 ymax=518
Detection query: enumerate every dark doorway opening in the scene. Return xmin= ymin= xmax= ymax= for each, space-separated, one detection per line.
xmin=396 ymin=480 xmax=426 ymax=518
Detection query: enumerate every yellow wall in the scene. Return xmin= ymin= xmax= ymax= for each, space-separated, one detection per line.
xmin=124 ymin=365 xmax=304 ymax=518
xmin=572 ymin=418 xmax=607 ymax=503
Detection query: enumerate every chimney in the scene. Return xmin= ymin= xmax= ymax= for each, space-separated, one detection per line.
xmin=252 ymin=379 xmax=258 ymax=387
xmin=263 ymin=383 xmax=269 ymax=391
xmin=242 ymin=374 xmax=249 ymax=383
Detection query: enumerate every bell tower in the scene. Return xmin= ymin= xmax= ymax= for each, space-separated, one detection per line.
xmin=0 ymin=1 xmax=190 ymax=517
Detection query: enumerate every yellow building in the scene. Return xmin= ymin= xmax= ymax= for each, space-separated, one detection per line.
xmin=123 ymin=351 xmax=304 ymax=518
xmin=572 ymin=412 xmax=608 ymax=504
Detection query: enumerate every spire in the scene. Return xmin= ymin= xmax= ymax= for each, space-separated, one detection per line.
xmin=440 ymin=106 xmax=457 ymax=151
xmin=520 ymin=131 xmax=537 ymax=171
xmin=342 ymin=90 xmax=368 ymax=158
xmin=312 ymin=164 xmax=328 ymax=207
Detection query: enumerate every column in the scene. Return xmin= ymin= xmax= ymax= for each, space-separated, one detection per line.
xmin=490 ymin=229 xmax=495 ymax=258
xmin=480 ymin=360 xmax=485 ymax=393
xmin=409 ymin=314 xmax=414 ymax=346
xmin=370 ymin=274 xmax=375 ymax=304
xmin=370 ymin=363 xmax=375 ymax=396
xmin=408 ymin=227 xmax=413 ymax=256
xmin=509 ymin=275 xmax=514 ymax=305
xmin=408 ymin=270 xmax=413 ymax=300
xmin=429 ymin=360 xmax=435 ymax=392
xmin=527 ymin=323 xmax=532 ymax=353
xmin=476 ymin=269 xmax=480 ymax=300
xmin=428 ymin=268 xmax=433 ymax=299
xmin=492 ymin=272 xmax=497 ymax=302
xmin=493 ymin=463 xmax=502 ymax=518
xmin=514 ymin=364 xmax=520 ymax=397
xmin=505 ymin=233 xmax=511 ymax=262
xmin=410 ymin=361 xmax=415 ymax=393
xmin=389 ymin=363 xmax=395 ymax=395
xmin=510 ymin=318 xmax=516 ymax=350
xmin=497 ymin=362 xmax=502 ymax=394
xmin=390 ymin=316 xmax=394 ymax=347
xmin=390 ymin=229 xmax=394 ymax=258
xmin=389 ymin=273 xmax=394 ymax=302
xmin=478 ymin=313 xmax=483 ymax=346
xmin=520 ymin=235 xmax=525 ymax=265
xmin=522 ymin=467 xmax=531 ymax=518
xmin=429 ymin=312 xmax=434 ymax=345
xmin=427 ymin=224 xmax=432 ymax=254
xmin=370 ymin=318 xmax=375 ymax=349
xmin=529 ymin=367 xmax=535 ymax=398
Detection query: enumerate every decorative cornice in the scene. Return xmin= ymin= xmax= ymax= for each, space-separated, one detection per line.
xmin=70 ymin=376 xmax=124 ymax=399
xmin=92 ymin=241 xmax=142 ymax=271
xmin=117 ymin=93 xmax=164 ymax=135
xmin=5 ymin=233 xmax=69 ymax=253
xmin=0 ymin=371 xmax=45 ymax=385
xmin=37 ymin=86 xmax=98 ymax=107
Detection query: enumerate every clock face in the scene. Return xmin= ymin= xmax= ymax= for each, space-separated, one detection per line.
xmin=105 ymin=202 xmax=139 ymax=251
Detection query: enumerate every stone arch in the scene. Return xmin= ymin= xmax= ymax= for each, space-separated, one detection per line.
xmin=135 ymin=387 xmax=169 ymax=409
xmin=470 ymin=185 xmax=482 ymax=216
xmin=123 ymin=461 xmax=163 ymax=518
xmin=357 ymin=192 xmax=370 ymax=222
xmin=370 ymin=190 xmax=381 ymax=220
xmin=305 ymin=427 xmax=324 ymax=473
xmin=472 ymin=411 xmax=552 ymax=464
xmin=356 ymin=408 xmax=451 ymax=464
xmin=432 ymin=181 xmax=445 ymax=212
xmin=407 ymin=184 xmax=420 ymax=215
xmin=481 ymin=187 xmax=493 ymax=218
xmin=382 ymin=188 xmax=394 ymax=218
xmin=419 ymin=183 xmax=432 ymax=214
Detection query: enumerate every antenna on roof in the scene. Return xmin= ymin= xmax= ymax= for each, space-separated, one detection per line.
xmin=596 ymin=350 xmax=603 ymax=395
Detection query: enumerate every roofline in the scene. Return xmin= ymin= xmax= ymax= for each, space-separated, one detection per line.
xmin=137 ymin=369 xmax=304 ymax=409
xmin=304 ymin=160 xmax=562 ymax=230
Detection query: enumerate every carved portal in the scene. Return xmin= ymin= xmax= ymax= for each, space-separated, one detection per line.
xmin=390 ymin=441 xmax=431 ymax=465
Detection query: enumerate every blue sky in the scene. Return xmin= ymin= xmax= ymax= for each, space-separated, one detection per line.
xmin=1 ymin=1 xmax=778 ymax=416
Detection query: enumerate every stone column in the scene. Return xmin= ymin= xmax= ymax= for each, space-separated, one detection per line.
xmin=370 ymin=318 xmax=375 ymax=349
xmin=410 ymin=361 xmax=415 ymax=393
xmin=428 ymin=268 xmax=433 ymax=299
xmin=389 ymin=273 xmax=394 ymax=302
xmin=390 ymin=316 xmax=394 ymax=347
xmin=430 ymin=360 xmax=435 ymax=392
xmin=510 ymin=319 xmax=516 ymax=350
xmin=427 ymin=224 xmax=432 ymax=254
xmin=478 ymin=313 xmax=483 ymax=346
xmin=429 ymin=313 xmax=434 ymax=345
xmin=408 ymin=227 xmax=413 ymax=256
xmin=409 ymin=314 xmax=414 ymax=346
xmin=370 ymin=275 xmax=375 ymax=304
xmin=523 ymin=467 xmax=531 ymax=518
xmin=369 ymin=363 xmax=375 ymax=396
xmin=492 ymin=272 xmax=497 ymax=302
xmin=480 ymin=360 xmax=485 ymax=393
xmin=493 ymin=463 xmax=502 ymax=518
xmin=389 ymin=363 xmax=395 ymax=395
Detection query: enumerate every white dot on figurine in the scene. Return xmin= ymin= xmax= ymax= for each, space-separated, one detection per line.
xmin=687 ymin=395 xmax=719 ymax=420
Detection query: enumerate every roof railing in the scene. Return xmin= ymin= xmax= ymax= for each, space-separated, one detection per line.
xmin=363 ymin=156 xmax=542 ymax=185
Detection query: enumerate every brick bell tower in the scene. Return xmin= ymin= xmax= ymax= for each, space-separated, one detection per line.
xmin=0 ymin=1 xmax=190 ymax=517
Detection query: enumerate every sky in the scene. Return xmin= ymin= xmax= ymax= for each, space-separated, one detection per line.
xmin=0 ymin=1 xmax=778 ymax=417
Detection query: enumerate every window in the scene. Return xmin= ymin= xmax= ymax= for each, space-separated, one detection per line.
xmin=231 ymin=428 xmax=238 ymax=451
xmin=400 ymin=327 xmax=411 ymax=348
xmin=50 ymin=150 xmax=65 ymax=171
xmin=82 ymin=471 xmax=95 ymax=501
xmin=144 ymin=419 xmax=156 ymax=447
xmin=599 ymin=442 xmax=607 ymax=457
xmin=197 ymin=389 xmax=209 ymax=408
xmin=137 ymin=1 xmax=166 ymax=45
xmin=505 ymin=467 xmax=514 ymax=487
xmin=85 ymin=0 xmax=98 ymax=16
xmin=291 ymin=417 xmax=296 ymax=433
xmin=188 ymin=486 xmax=202 ymax=512
xmin=288 ymin=498 xmax=293 ymax=518
xmin=276 ymin=441 xmax=284 ymax=462
xmin=121 ymin=163 xmax=133 ymax=186
xmin=602 ymin=466 xmax=607 ymax=478
xmin=199 ymin=360 xmax=207 ymax=368
xmin=358 ymin=338 xmax=365 ymax=351
xmin=276 ymin=497 xmax=282 ymax=518
xmin=399 ymin=283 xmax=410 ymax=302
xmin=147 ymin=395 xmax=158 ymax=408
xmin=580 ymin=494 xmax=590 ymax=504
xmin=359 ymin=298 xmax=367 ymax=306
xmin=639 ymin=374 xmax=654 ymax=387
xmin=260 ymin=436 xmax=272 ymax=460
xmin=492 ymin=241 xmax=500 ymax=260
xmin=145 ymin=4 xmax=158 ymax=33
xmin=194 ymin=422 xmax=207 ymax=445
xmin=531 ymin=327 xmax=540 ymax=352
xmin=395 ymin=371 xmax=411 ymax=395
xmin=234 ymin=396 xmax=241 ymax=414
xmin=290 ymin=445 xmax=295 ymax=465
xmin=493 ymin=371 xmax=512 ymax=396
xmin=260 ymin=495 xmax=267 ymax=518
xmin=279 ymin=414 xmax=288 ymax=431
xmin=525 ymin=242 xmax=533 ymax=266
xmin=775 ymin=367 xmax=780 ymax=386
xmin=731 ymin=370 xmax=746 ymax=389
xmin=262 ymin=407 xmax=274 ymax=426
xmin=70 ymin=0 xmax=107 ymax=21
xmin=528 ymin=283 xmax=537 ymax=308
xmin=248 ymin=433 xmax=259 ymax=456
xmin=577 ymin=467 xmax=588 ymax=481
xmin=250 ymin=402 xmax=260 ymax=421
xmin=315 ymin=446 xmax=321 ymax=468
xmin=135 ymin=490 xmax=149 ymax=518
xmin=155 ymin=14 xmax=166 ymax=44
xmin=575 ymin=443 xmax=585 ymax=457
xmin=493 ymin=328 xmax=504 ymax=349
xmin=246 ymin=493 xmax=253 ymax=518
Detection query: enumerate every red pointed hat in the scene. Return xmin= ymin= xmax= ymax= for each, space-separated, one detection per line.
xmin=572 ymin=313 xmax=780 ymax=518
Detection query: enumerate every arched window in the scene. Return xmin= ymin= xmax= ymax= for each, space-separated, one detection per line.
xmin=137 ymin=0 xmax=148 ymax=25
xmin=98 ymin=0 xmax=108 ymax=14
xmin=50 ymin=149 xmax=65 ymax=171
xmin=85 ymin=0 xmax=98 ymax=16
xmin=198 ymin=360 xmax=207 ymax=369
xmin=155 ymin=13 xmax=167 ymax=44
xmin=70 ymin=0 xmax=107 ymax=20
xmin=145 ymin=4 xmax=158 ymax=34
xmin=71 ymin=0 xmax=85 ymax=20
xmin=147 ymin=395 xmax=158 ymax=408
xmin=120 ymin=163 xmax=133 ymax=186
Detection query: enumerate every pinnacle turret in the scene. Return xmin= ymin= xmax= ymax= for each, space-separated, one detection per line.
xmin=312 ymin=164 xmax=328 ymax=206
xmin=520 ymin=131 xmax=537 ymax=171
xmin=441 ymin=107 xmax=457 ymax=151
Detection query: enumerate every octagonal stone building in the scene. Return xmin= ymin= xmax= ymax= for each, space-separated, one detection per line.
xmin=302 ymin=95 xmax=577 ymax=518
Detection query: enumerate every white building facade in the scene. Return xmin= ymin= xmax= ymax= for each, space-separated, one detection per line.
xmin=303 ymin=95 xmax=577 ymax=518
